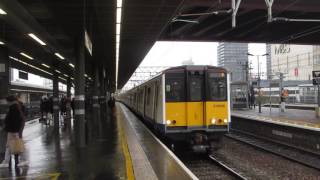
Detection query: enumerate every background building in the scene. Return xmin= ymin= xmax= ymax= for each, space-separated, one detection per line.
xmin=218 ymin=43 xmax=248 ymax=82
xmin=269 ymin=44 xmax=318 ymax=81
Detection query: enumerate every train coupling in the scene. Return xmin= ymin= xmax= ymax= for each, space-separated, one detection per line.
xmin=190 ymin=133 xmax=209 ymax=153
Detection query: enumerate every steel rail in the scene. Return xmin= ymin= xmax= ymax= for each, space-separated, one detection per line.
xmin=208 ymin=155 xmax=248 ymax=180
xmin=225 ymin=132 xmax=320 ymax=171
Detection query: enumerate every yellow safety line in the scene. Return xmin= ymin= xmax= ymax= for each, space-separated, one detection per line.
xmin=118 ymin=115 xmax=135 ymax=180
xmin=0 ymin=172 xmax=61 ymax=180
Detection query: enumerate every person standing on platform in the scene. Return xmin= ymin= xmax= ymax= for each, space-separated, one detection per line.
xmin=16 ymin=94 xmax=26 ymax=138
xmin=15 ymin=94 xmax=28 ymax=166
xmin=0 ymin=95 xmax=25 ymax=168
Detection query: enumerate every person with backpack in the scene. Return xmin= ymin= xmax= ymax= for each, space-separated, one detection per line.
xmin=0 ymin=95 xmax=25 ymax=168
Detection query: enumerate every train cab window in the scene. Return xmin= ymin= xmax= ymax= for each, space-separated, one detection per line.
xmin=207 ymin=72 xmax=227 ymax=101
xmin=188 ymin=71 xmax=204 ymax=101
xmin=165 ymin=72 xmax=185 ymax=102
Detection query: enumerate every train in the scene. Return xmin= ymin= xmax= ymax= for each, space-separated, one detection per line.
xmin=118 ymin=65 xmax=231 ymax=152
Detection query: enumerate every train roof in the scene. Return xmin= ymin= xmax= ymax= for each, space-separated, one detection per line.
xmin=121 ymin=65 xmax=227 ymax=94
xmin=164 ymin=65 xmax=227 ymax=73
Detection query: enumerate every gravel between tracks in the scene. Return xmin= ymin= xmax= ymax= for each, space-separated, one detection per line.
xmin=216 ymin=136 xmax=320 ymax=180
xmin=178 ymin=153 xmax=238 ymax=180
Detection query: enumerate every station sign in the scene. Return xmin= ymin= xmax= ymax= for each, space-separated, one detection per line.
xmin=19 ymin=71 xmax=28 ymax=80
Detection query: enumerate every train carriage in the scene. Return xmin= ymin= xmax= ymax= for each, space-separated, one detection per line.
xmin=118 ymin=65 xmax=230 ymax=152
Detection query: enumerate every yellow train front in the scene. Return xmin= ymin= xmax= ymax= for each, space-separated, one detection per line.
xmin=118 ymin=65 xmax=230 ymax=152
xmin=164 ymin=66 xmax=230 ymax=152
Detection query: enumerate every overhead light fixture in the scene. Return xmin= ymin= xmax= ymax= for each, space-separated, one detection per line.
xmin=116 ymin=34 xmax=120 ymax=43
xmin=0 ymin=9 xmax=7 ymax=15
xmin=116 ymin=24 xmax=121 ymax=35
xmin=41 ymin=63 xmax=50 ymax=68
xmin=117 ymin=0 xmax=122 ymax=7
xmin=63 ymin=74 xmax=69 ymax=77
xmin=54 ymin=53 xmax=65 ymax=60
xmin=55 ymin=70 xmax=61 ymax=74
xmin=69 ymin=63 xmax=75 ymax=68
xmin=115 ymin=0 xmax=123 ymax=90
xmin=116 ymin=8 xmax=122 ymax=24
xmin=20 ymin=52 xmax=34 ymax=60
xmin=59 ymin=76 xmax=67 ymax=81
xmin=10 ymin=56 xmax=53 ymax=75
xmin=28 ymin=33 xmax=46 ymax=46
xmin=84 ymin=74 xmax=88 ymax=78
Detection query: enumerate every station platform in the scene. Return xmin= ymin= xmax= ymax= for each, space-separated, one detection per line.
xmin=264 ymin=103 xmax=316 ymax=111
xmin=232 ymin=107 xmax=320 ymax=130
xmin=0 ymin=103 xmax=197 ymax=180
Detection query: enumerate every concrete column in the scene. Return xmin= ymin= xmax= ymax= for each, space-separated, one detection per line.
xmin=100 ymin=68 xmax=108 ymax=118
xmin=53 ymin=73 xmax=60 ymax=131
xmin=66 ymin=77 xmax=72 ymax=130
xmin=74 ymin=31 xmax=86 ymax=148
xmin=0 ymin=47 xmax=9 ymax=154
xmin=67 ymin=77 xmax=71 ymax=98
xmin=93 ymin=66 xmax=101 ymax=137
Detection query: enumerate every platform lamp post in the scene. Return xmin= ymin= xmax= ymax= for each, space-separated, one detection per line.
xmin=247 ymin=53 xmax=269 ymax=113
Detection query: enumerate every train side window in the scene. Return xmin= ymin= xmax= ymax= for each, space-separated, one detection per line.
xmin=147 ymin=87 xmax=151 ymax=105
xmin=165 ymin=72 xmax=185 ymax=102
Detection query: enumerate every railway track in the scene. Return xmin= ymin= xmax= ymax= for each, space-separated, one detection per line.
xmin=208 ymin=155 xmax=247 ymax=180
xmin=226 ymin=131 xmax=320 ymax=171
xmin=177 ymin=151 xmax=248 ymax=180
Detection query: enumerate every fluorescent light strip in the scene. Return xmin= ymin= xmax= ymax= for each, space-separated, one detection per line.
xmin=117 ymin=0 xmax=122 ymax=7
xmin=115 ymin=0 xmax=123 ymax=90
xmin=54 ymin=53 xmax=65 ymax=60
xmin=116 ymin=8 xmax=122 ymax=24
xmin=116 ymin=24 xmax=121 ymax=35
xmin=0 ymin=41 xmax=4 ymax=45
xmin=20 ymin=52 xmax=34 ymax=60
xmin=0 ymin=8 xmax=7 ymax=15
xmin=63 ymin=74 xmax=69 ymax=77
xmin=116 ymin=34 xmax=120 ymax=43
xmin=84 ymin=74 xmax=88 ymax=77
xmin=28 ymin=33 xmax=46 ymax=46
xmin=10 ymin=56 xmax=53 ymax=76
xmin=59 ymin=77 xmax=67 ymax=81
xmin=55 ymin=70 xmax=61 ymax=74
xmin=69 ymin=63 xmax=75 ymax=68
xmin=41 ymin=63 xmax=50 ymax=68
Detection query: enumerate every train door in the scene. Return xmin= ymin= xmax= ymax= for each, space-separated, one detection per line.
xmin=165 ymin=70 xmax=187 ymax=127
xmin=187 ymin=69 xmax=205 ymax=128
xmin=205 ymin=70 xmax=228 ymax=126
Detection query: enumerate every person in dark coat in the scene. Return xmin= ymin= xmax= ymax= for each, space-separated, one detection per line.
xmin=0 ymin=95 xmax=25 ymax=168
xmin=16 ymin=94 xmax=26 ymax=138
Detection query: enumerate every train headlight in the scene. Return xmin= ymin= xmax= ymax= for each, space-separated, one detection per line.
xmin=211 ymin=118 xmax=216 ymax=124
xmin=224 ymin=119 xmax=228 ymax=123
xmin=166 ymin=120 xmax=171 ymax=125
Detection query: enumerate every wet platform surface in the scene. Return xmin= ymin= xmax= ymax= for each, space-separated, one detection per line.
xmin=0 ymin=103 xmax=197 ymax=180
xmin=0 ymin=110 xmax=127 ymax=179
xmin=232 ymin=107 xmax=320 ymax=129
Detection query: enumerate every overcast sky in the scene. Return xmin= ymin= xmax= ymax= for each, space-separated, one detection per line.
xmin=123 ymin=41 xmax=267 ymax=89
xmin=140 ymin=41 xmax=267 ymax=76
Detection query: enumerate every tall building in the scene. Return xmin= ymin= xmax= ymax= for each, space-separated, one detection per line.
xmin=217 ymin=42 xmax=248 ymax=82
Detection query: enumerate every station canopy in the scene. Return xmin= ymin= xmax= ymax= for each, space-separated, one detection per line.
xmin=1 ymin=0 xmax=320 ymax=91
